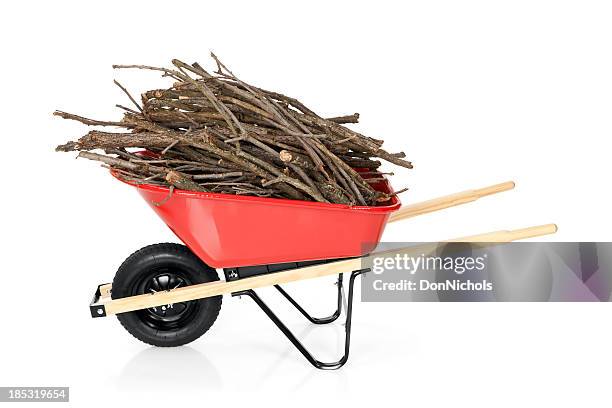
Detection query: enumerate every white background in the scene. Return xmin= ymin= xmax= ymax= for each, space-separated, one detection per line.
xmin=1 ymin=0 xmax=611 ymax=406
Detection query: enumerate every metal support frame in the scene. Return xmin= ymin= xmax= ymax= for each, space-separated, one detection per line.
xmin=273 ymin=273 xmax=344 ymax=324
xmin=232 ymin=269 xmax=369 ymax=370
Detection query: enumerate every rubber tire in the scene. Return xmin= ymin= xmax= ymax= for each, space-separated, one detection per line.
xmin=112 ymin=243 xmax=222 ymax=347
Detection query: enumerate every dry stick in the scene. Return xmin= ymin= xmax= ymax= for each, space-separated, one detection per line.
xmin=53 ymin=110 xmax=129 ymax=127
xmin=269 ymin=99 xmax=329 ymax=178
xmin=215 ymin=126 xmax=306 ymax=158
xmin=146 ymin=98 xmax=208 ymax=112
xmin=77 ymin=151 xmax=142 ymax=171
xmin=122 ymin=115 xmax=314 ymax=201
xmin=386 ymin=187 xmax=409 ymax=198
xmin=185 ymin=63 xmax=274 ymax=115
xmin=116 ymin=104 xmax=140 ymax=114
xmin=208 ymin=132 xmax=324 ymax=201
xmin=312 ymin=141 xmax=366 ymax=205
xmin=327 ymin=113 xmax=360 ymax=124
xmin=115 ymin=62 xmax=381 ymax=153
xmin=205 ymin=55 xmax=284 ymax=120
xmin=56 ymin=130 xmax=179 ymax=151
xmin=231 ymin=144 xmax=327 ymax=202
xmin=113 ymin=80 xmax=144 ymax=114
xmin=165 ymin=170 xmax=208 ymax=192
xmin=311 ymin=139 xmax=377 ymax=203
xmin=206 ymin=54 xmax=330 ymax=181
xmin=212 ymin=59 xmax=289 ymax=127
xmin=360 ymin=171 xmax=395 ymax=176
xmin=77 ymin=152 xmax=179 ymax=183
xmin=100 ymin=165 xmax=143 ymax=180
xmin=173 ymin=146 xmax=242 ymax=171
xmin=247 ymin=131 xmax=301 ymax=153
xmin=254 ymin=90 xmax=332 ymax=182
xmin=225 ymin=90 xmax=329 ymax=197
xmin=295 ymin=110 xmax=383 ymax=151
xmin=219 ymin=95 xmax=274 ymax=120
xmin=254 ymin=87 xmax=319 ymax=117
xmin=128 ymin=159 xmax=204 ymax=166
xmin=335 ymin=135 xmax=356 ymax=144
xmin=61 ymin=57 xmax=413 ymax=204
xmin=152 ymin=85 xmax=329 ymax=141
xmin=234 ymin=135 xmax=320 ymax=193
xmin=285 ymin=163 xmax=319 ymax=192
xmin=296 ymin=113 xmax=413 ymax=169
xmin=78 ymin=144 xmax=213 ymax=197
xmin=279 ymin=150 xmax=316 ymax=171
xmin=341 ymin=157 xmax=382 ymax=169
xmin=112 ymin=64 xmax=241 ymax=135
xmin=321 ymin=158 xmax=356 ymax=204
xmin=113 ymin=64 xmax=176 ymax=75
xmin=151 ymin=185 xmax=175 ymax=206
xmin=316 ymin=182 xmax=353 ymax=205
xmin=218 ymin=114 xmax=351 ymax=201
xmin=192 ymin=172 xmax=243 ymax=180
xmin=347 ymin=151 xmax=406 ymax=159
xmin=241 ymin=95 xmax=331 ymax=183
xmin=172 ymin=60 xmax=247 ymax=137
xmin=300 ymin=137 xmax=355 ymax=202
xmin=174 ymin=80 xmax=241 ymax=138
xmin=161 ymin=140 xmax=179 ymax=155
xmin=213 ymin=126 xmax=321 ymax=194
xmin=104 ymin=148 xmax=147 ymax=162
xmin=146 ymin=110 xmax=226 ymax=124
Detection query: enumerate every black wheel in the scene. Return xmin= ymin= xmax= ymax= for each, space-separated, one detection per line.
xmin=112 ymin=243 xmax=222 ymax=347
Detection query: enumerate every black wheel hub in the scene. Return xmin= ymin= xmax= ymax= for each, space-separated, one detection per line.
xmin=135 ymin=270 xmax=199 ymax=330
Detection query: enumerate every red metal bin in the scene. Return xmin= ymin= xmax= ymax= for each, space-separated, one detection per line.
xmin=116 ymin=173 xmax=401 ymax=268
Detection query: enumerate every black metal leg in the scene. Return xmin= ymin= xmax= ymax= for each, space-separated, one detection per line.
xmin=232 ymin=269 xmax=369 ymax=370
xmin=273 ymin=273 xmax=344 ymax=324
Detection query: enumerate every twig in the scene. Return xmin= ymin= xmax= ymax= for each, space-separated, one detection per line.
xmin=55 ymin=54 xmax=412 ymax=205
xmin=151 ymin=185 xmax=175 ymax=206
xmin=113 ymin=80 xmax=144 ymax=113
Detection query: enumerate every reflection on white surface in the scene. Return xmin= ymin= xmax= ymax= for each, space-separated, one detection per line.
xmin=258 ymin=323 xmax=339 ymax=373
xmin=116 ymin=346 xmax=222 ymax=391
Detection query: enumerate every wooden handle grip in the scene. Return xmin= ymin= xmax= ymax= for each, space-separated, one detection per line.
xmin=449 ymin=223 xmax=558 ymax=242
xmin=388 ymin=181 xmax=515 ymax=224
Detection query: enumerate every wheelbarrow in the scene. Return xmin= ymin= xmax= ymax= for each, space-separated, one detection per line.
xmin=89 ymin=173 xmax=556 ymax=369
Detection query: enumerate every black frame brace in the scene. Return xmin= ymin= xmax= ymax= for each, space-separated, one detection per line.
xmin=90 ymin=284 xmax=108 ymax=318
xmin=232 ymin=269 xmax=370 ymax=370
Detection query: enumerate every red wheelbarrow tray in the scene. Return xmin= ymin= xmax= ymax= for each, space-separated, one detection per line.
xmin=113 ymin=168 xmax=401 ymax=269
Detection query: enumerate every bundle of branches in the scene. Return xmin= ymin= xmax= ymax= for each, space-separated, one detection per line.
xmin=55 ymin=54 xmax=412 ymax=206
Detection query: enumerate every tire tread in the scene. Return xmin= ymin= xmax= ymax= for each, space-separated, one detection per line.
xmin=112 ymin=243 xmax=222 ymax=347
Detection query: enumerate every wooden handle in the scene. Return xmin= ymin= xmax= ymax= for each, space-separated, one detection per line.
xmin=388 ymin=181 xmax=516 ymax=223
xmin=100 ymin=222 xmax=558 ymax=315
xmin=371 ymin=223 xmax=559 ymax=260
xmin=448 ymin=223 xmax=558 ymax=242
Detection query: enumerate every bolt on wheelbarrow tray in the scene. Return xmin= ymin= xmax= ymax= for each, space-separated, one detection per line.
xmin=116 ymin=170 xmax=401 ymax=268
